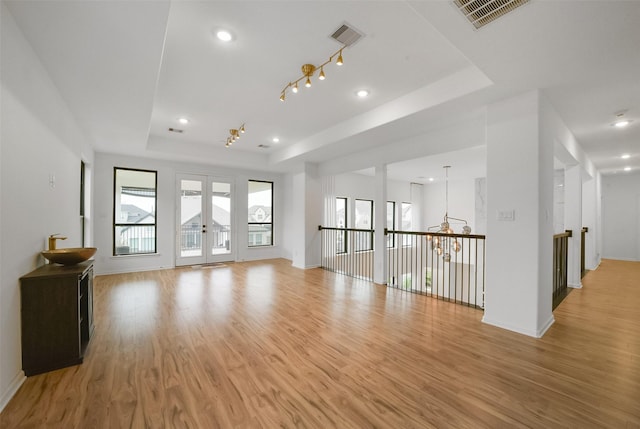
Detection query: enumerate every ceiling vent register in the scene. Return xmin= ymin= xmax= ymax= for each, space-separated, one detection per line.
xmin=331 ymin=24 xmax=363 ymax=46
xmin=453 ymin=0 xmax=529 ymax=29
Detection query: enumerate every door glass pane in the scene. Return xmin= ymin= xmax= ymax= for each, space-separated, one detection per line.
xmin=180 ymin=180 xmax=203 ymax=257
xmin=212 ymin=181 xmax=232 ymax=255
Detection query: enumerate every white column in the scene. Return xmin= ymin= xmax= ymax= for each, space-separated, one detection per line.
xmin=291 ymin=163 xmax=322 ymax=269
xmin=374 ymin=164 xmax=387 ymax=284
xmin=564 ymin=165 xmax=582 ymax=288
xmin=483 ymin=91 xmax=555 ymax=338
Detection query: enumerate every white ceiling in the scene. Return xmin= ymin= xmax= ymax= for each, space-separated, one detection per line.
xmin=5 ymin=0 xmax=640 ymax=179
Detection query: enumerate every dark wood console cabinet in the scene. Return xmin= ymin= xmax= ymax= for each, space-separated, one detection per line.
xmin=20 ymin=261 xmax=94 ymax=376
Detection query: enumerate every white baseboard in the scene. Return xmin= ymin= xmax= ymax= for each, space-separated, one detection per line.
xmin=568 ymin=282 xmax=583 ymax=289
xmin=0 ymin=370 xmax=26 ymax=413
xmin=482 ymin=314 xmax=555 ymax=338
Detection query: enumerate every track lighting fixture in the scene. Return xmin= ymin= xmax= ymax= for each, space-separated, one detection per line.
xmin=279 ymin=46 xmax=346 ymax=101
xmin=224 ymin=123 xmax=245 ymax=148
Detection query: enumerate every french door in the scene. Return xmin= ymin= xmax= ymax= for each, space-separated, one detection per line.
xmin=176 ymin=174 xmax=234 ymax=266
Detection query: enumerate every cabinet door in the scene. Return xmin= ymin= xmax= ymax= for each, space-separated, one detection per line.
xmin=21 ymin=277 xmax=81 ymax=375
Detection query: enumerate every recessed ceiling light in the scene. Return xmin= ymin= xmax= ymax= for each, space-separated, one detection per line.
xmin=624 ymin=166 xmax=631 ymax=171
xmin=216 ymin=30 xmax=232 ymax=42
xmin=356 ymin=89 xmax=369 ymax=98
xmin=613 ymin=120 xmax=631 ymax=128
xmin=272 ymin=137 xmax=280 ymax=143
xmin=178 ymin=117 xmax=189 ymax=125
xmin=429 ymin=177 xmax=435 ymax=182
xmin=621 ymin=154 xmax=631 ymax=159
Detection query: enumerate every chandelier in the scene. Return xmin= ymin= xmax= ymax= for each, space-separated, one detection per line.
xmin=279 ymin=47 xmax=345 ymax=102
xmin=428 ymin=166 xmax=471 ymax=262
xmin=224 ymin=124 xmax=245 ymax=148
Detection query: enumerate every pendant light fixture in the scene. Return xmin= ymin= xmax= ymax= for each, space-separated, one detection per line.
xmin=428 ymin=166 xmax=471 ymax=261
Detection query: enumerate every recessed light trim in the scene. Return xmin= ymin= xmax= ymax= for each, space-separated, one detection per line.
xmin=624 ymin=166 xmax=632 ymax=171
xmin=216 ymin=30 xmax=233 ymax=42
xmin=621 ymin=154 xmax=631 ymax=159
xmin=178 ymin=117 xmax=189 ymax=125
xmin=272 ymin=137 xmax=280 ymax=143
xmin=356 ymin=89 xmax=370 ymax=98
xmin=428 ymin=177 xmax=435 ymax=182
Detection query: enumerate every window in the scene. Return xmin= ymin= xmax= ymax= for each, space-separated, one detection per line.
xmin=336 ymin=197 xmax=347 ymax=253
xmin=355 ymin=199 xmax=373 ymax=251
xmin=248 ymin=180 xmax=273 ymax=246
xmin=401 ymin=202 xmax=412 ymax=246
xmin=387 ymin=201 xmax=396 ymax=248
xmin=113 ymin=168 xmax=157 ymax=255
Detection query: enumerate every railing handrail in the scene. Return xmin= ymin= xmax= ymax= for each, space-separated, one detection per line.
xmin=553 ymin=229 xmax=572 ymax=239
xmin=318 ymin=225 xmax=374 ymax=233
xmin=386 ymin=228 xmax=486 ymax=240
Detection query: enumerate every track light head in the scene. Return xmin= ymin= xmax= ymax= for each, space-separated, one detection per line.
xmin=292 ymin=82 xmax=299 ymax=93
xmin=319 ymin=67 xmax=326 ymax=80
xmin=336 ymin=50 xmax=344 ymax=66
xmin=305 ymin=77 xmax=311 ymax=88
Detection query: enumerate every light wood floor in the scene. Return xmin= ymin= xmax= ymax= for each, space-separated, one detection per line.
xmin=2 ymin=258 xmax=639 ymax=428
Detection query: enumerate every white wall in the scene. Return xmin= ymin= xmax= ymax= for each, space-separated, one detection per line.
xmin=93 ymin=153 xmax=285 ymax=275
xmin=423 ymin=178 xmax=476 ymax=233
xmin=553 ymin=169 xmax=565 ymax=234
xmin=483 ymin=91 xmax=555 ymax=338
xmin=0 ymin=3 xmax=94 ymax=410
xmin=602 ymin=172 xmax=640 ymax=261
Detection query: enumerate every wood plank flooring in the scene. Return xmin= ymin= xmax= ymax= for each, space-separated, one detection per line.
xmin=1 ymin=258 xmax=639 ymax=428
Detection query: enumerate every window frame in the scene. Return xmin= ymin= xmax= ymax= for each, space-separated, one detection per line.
xmin=248 ymin=180 xmax=274 ymax=247
xmin=113 ymin=167 xmax=158 ymax=256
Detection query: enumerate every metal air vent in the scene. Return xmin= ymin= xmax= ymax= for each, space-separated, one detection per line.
xmin=258 ymin=144 xmax=270 ymax=149
xmin=454 ymin=0 xmax=529 ymax=29
xmin=331 ymin=23 xmax=363 ymax=46
xmin=168 ymin=127 xmax=184 ymax=133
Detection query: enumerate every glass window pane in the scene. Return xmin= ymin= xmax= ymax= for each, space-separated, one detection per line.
xmin=114 ymin=168 xmax=157 ymax=255
xmin=355 ymin=199 xmax=373 ymax=251
xmin=336 ymin=197 xmax=346 ymax=228
xmin=248 ymin=180 xmax=273 ymax=246
xmin=336 ymin=197 xmax=347 ymax=253
xmin=248 ymin=224 xmax=272 ymax=246
xmin=387 ymin=201 xmax=396 ymax=248
xmin=402 ymin=202 xmax=412 ymax=246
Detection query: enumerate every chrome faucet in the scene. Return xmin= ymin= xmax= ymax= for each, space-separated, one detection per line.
xmin=48 ymin=234 xmax=67 ymax=250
